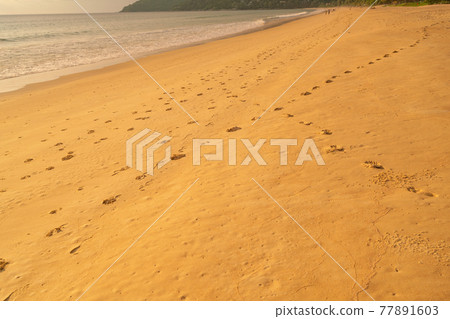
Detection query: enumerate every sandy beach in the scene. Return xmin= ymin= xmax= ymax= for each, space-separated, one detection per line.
xmin=0 ymin=5 xmax=449 ymax=301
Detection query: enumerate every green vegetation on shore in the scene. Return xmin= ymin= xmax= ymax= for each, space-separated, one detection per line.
xmin=121 ymin=0 xmax=449 ymax=12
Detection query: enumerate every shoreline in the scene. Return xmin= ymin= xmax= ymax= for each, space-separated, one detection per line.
xmin=0 ymin=8 xmax=323 ymax=95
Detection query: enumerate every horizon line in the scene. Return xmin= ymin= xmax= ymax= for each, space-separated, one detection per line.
xmin=0 ymin=12 xmax=119 ymax=16
xmin=0 ymin=7 xmax=313 ymax=16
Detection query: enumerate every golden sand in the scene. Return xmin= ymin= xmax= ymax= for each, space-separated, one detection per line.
xmin=0 ymin=5 xmax=449 ymax=301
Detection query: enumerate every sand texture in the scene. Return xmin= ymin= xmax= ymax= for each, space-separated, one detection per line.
xmin=0 ymin=5 xmax=449 ymax=301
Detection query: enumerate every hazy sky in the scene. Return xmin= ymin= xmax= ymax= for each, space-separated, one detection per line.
xmin=0 ymin=0 xmax=137 ymax=15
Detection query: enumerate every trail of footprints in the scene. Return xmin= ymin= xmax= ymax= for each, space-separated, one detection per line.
xmin=370 ymin=168 xmax=438 ymax=198
xmin=4 ymin=23 xmax=440 ymax=279
xmin=265 ymin=26 xmax=431 ymax=111
xmin=248 ymin=25 xmax=435 ymax=169
xmin=12 ymin=24 xmax=437 ymax=182
xmin=262 ymin=25 xmax=439 ymax=200
xmin=155 ymin=24 xmax=338 ymax=118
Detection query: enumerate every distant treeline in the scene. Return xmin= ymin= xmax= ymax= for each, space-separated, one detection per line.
xmin=121 ymin=0 xmax=449 ymax=12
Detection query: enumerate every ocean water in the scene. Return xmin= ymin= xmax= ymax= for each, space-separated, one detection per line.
xmin=0 ymin=10 xmax=311 ymax=92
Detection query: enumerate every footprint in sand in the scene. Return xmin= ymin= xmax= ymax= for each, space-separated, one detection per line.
xmin=274 ymin=107 xmax=283 ymax=111
xmin=406 ymin=186 xmax=438 ymax=197
xmin=87 ymin=130 xmax=95 ymax=134
xmin=227 ymin=127 xmax=242 ymax=132
xmin=70 ymin=246 xmax=81 ymax=255
xmin=325 ymin=79 xmax=333 ymax=83
xmin=49 ymin=210 xmax=57 ymax=215
xmin=136 ymin=174 xmax=146 ymax=181
xmin=46 ymin=166 xmax=55 ymax=171
xmin=324 ymin=145 xmax=344 ymax=153
xmin=0 ymin=258 xmax=9 ymax=272
xmin=127 ymin=128 xmax=134 ymax=131
xmin=102 ymin=195 xmax=120 ymax=205
xmin=62 ymin=154 xmax=74 ymax=161
xmin=301 ymin=91 xmax=312 ymax=96
xmin=363 ymin=161 xmax=384 ymax=169
xmin=320 ymin=129 xmax=332 ymax=135
xmin=371 ymin=170 xmax=416 ymax=187
xmin=24 ymin=158 xmax=33 ymax=163
xmin=171 ymin=154 xmax=186 ymax=161
xmin=344 ymin=70 xmax=352 ymax=74
xmin=312 ymin=86 xmax=320 ymax=90
xmin=368 ymin=62 xmax=374 ymax=65
xmin=299 ymin=121 xmax=313 ymax=126
xmin=46 ymin=225 xmax=65 ymax=237
xmin=111 ymin=167 xmax=128 ymax=177
xmin=21 ymin=175 xmax=31 ymax=180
